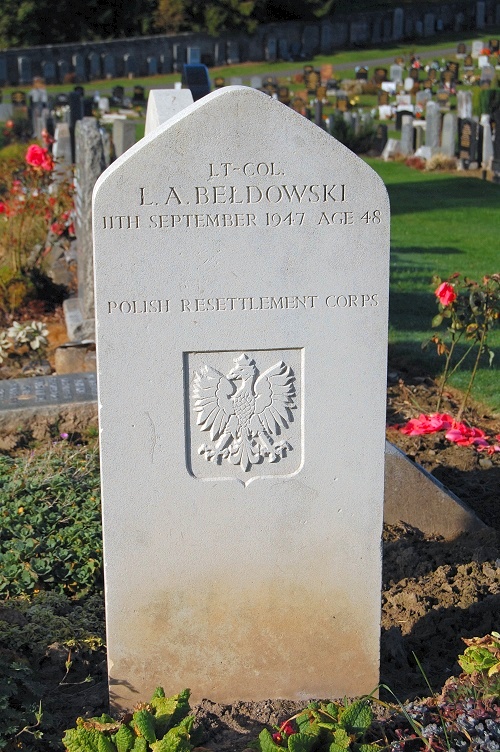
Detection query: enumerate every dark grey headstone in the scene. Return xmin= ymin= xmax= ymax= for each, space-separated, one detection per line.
xmin=73 ymin=54 xmax=86 ymax=82
xmin=415 ymin=20 xmax=423 ymax=36
xmin=371 ymin=18 xmax=382 ymax=44
xmin=124 ymin=53 xmax=138 ymax=77
xmin=477 ymin=1 xmax=486 ymax=28
xmin=160 ymin=51 xmax=173 ymax=74
xmin=0 ymin=57 xmax=6 ymax=86
xmin=172 ymin=44 xmax=186 ymax=72
xmin=331 ymin=22 xmax=349 ymax=46
xmin=0 ymin=374 xmax=97 ymax=411
xmin=382 ymin=18 xmax=392 ymax=41
xmin=42 ymin=60 xmax=56 ymax=84
xmin=18 ymin=56 xmax=31 ymax=85
xmin=214 ymin=42 xmax=226 ymax=65
xmin=226 ymin=41 xmax=240 ymax=64
xmin=393 ymin=8 xmax=404 ymax=40
xmin=350 ymin=20 xmax=369 ymax=44
xmin=89 ymin=52 xmax=101 ymax=79
xmin=265 ymin=37 xmax=277 ymax=62
xmin=301 ymin=25 xmax=320 ymax=58
xmin=147 ymin=56 xmax=158 ymax=75
xmin=320 ymin=20 xmax=334 ymax=54
xmin=58 ymin=59 xmax=69 ymax=83
xmin=278 ymin=38 xmax=290 ymax=61
xmin=103 ymin=54 xmax=115 ymax=79
xmin=182 ymin=64 xmax=211 ymax=101
xmin=187 ymin=47 xmax=201 ymax=65
xmin=373 ymin=124 xmax=388 ymax=154
xmin=424 ymin=13 xmax=435 ymax=36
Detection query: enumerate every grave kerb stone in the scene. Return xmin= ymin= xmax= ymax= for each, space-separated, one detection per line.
xmin=93 ymin=86 xmax=390 ymax=709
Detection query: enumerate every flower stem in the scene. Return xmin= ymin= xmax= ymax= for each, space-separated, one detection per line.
xmin=457 ymin=328 xmax=487 ymax=421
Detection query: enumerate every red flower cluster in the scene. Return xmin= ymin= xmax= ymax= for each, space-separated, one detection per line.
xmin=435 ymin=282 xmax=457 ymax=306
xmin=25 ymin=144 xmax=54 ymax=172
xmin=272 ymin=721 xmax=296 ymax=744
xmin=50 ymin=209 xmax=75 ymax=237
xmin=396 ymin=413 xmax=500 ymax=454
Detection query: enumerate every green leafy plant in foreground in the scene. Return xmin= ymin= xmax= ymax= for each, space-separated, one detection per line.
xmin=62 ymin=687 xmax=200 ymax=752
xmin=254 ymin=697 xmax=382 ymax=752
xmin=456 ymin=631 xmax=500 ymax=699
xmin=0 ymin=445 xmax=102 ymax=597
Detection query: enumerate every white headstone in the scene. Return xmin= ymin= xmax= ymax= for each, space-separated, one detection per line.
xmin=478 ymin=54 xmax=490 ymax=67
xmin=472 ymin=39 xmax=485 ymax=58
xmin=441 ymin=112 xmax=458 ymax=157
xmin=378 ymin=104 xmax=393 ymax=120
xmin=404 ymin=77 xmax=415 ymax=91
xmin=480 ymin=113 xmax=493 ymax=169
xmin=98 ymin=97 xmax=110 ymax=113
xmin=93 ymin=87 xmax=390 ymax=709
xmin=144 ymin=89 xmax=194 ymax=135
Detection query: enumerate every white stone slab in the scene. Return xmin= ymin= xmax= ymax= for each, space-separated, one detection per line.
xmin=144 ymin=89 xmax=194 ymax=135
xmin=93 ymin=86 xmax=390 ymax=710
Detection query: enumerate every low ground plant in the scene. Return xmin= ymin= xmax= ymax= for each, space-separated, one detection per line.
xmin=0 ymin=442 xmax=102 ymax=598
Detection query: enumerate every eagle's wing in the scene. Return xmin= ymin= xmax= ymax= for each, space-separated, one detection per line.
xmin=193 ymin=365 xmax=237 ymax=441
xmin=251 ymin=361 xmax=296 ymax=435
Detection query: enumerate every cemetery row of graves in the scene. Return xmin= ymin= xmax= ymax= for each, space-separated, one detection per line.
xmin=1 ymin=36 xmax=500 ymax=177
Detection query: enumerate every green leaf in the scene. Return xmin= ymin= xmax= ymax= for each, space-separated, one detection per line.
xmin=133 ymin=709 xmax=157 ymax=743
xmin=333 ymin=728 xmax=350 ymax=748
xmin=338 ymin=700 xmax=372 ymax=735
xmin=98 ymin=734 xmax=118 ymax=752
xmin=431 ymin=314 xmax=443 ymax=328
xmin=354 ymin=744 xmax=383 ymax=752
xmin=257 ymin=729 xmax=284 ymax=752
xmin=62 ymin=727 xmax=101 ymax=752
xmin=114 ymin=725 xmax=135 ymax=752
xmin=330 ymin=744 xmax=348 ymax=752
xmin=288 ymin=732 xmax=318 ymax=752
xmin=151 ymin=723 xmax=192 ymax=752
xmin=132 ymin=739 xmax=148 ymax=752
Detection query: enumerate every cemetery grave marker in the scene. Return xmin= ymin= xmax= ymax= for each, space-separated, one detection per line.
xmin=93 ymin=86 xmax=390 ymax=708
xmin=472 ymin=40 xmax=484 ymax=58
xmin=305 ymin=70 xmax=320 ymax=94
xmin=355 ymin=66 xmax=368 ymax=81
xmin=456 ymin=42 xmax=466 ymax=57
xmin=214 ymin=77 xmax=226 ymax=88
xmin=489 ymin=39 xmax=500 ymax=53
xmin=182 ymin=65 xmax=210 ymax=102
xmin=373 ymin=67 xmax=388 ymax=84
xmin=459 ymin=118 xmax=479 ymax=167
xmin=463 ymin=54 xmax=474 ymax=70
xmin=144 ymin=90 xmax=194 ymax=135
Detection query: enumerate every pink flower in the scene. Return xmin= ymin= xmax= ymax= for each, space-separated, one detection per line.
xmin=0 ymin=201 xmax=7 ymax=214
xmin=281 ymin=722 xmax=295 ymax=737
xmin=399 ymin=413 xmax=453 ymax=436
xmin=435 ymin=282 xmax=457 ymax=306
xmin=25 ymin=144 xmax=54 ymax=171
xmin=445 ymin=423 xmax=488 ymax=447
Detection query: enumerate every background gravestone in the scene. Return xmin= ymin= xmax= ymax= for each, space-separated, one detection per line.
xmin=93 ymin=87 xmax=390 ymax=709
xmin=144 ymin=90 xmax=194 ymax=135
xmin=64 ymin=118 xmax=105 ymax=340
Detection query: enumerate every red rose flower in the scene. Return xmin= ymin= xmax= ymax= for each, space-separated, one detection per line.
xmin=26 ymin=144 xmax=54 ymax=171
xmin=435 ymin=282 xmax=457 ymax=306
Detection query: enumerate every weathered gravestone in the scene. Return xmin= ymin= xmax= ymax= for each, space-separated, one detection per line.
xmin=64 ymin=118 xmax=106 ymax=340
xmin=93 ymin=87 xmax=390 ymax=708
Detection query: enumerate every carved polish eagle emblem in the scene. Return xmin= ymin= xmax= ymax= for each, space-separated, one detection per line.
xmin=192 ymin=353 xmax=296 ymax=472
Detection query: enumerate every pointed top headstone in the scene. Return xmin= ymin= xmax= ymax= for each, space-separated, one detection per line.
xmin=93 ymin=86 xmax=390 ymax=709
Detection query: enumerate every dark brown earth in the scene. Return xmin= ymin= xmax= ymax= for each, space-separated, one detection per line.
xmin=1 ymin=359 xmax=500 ymax=750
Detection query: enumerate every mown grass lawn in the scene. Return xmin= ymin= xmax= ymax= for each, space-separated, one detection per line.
xmin=367 ymin=159 xmax=500 ymax=413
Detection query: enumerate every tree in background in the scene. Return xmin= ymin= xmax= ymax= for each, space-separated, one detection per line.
xmin=0 ymin=0 xmax=336 ymax=47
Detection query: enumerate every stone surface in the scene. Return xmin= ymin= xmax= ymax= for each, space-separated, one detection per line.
xmin=425 ymin=101 xmax=441 ymax=151
xmin=93 ymin=87 xmax=390 ymax=709
xmin=0 ymin=373 xmax=97 ymax=410
xmin=70 ymin=117 xmax=106 ymax=340
xmin=400 ymin=115 xmax=414 ymax=155
xmin=441 ymin=112 xmax=457 ymax=157
xmin=384 ymin=442 xmax=489 ymax=539
xmin=144 ymin=90 xmax=194 ymax=135
xmin=54 ymin=343 xmax=97 ymax=374
xmin=457 ymin=90 xmax=472 ymax=119
xmin=112 ymin=119 xmax=136 ymax=157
